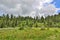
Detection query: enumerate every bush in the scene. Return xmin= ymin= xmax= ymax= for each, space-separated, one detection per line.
xmin=19 ymin=27 xmax=24 ymax=30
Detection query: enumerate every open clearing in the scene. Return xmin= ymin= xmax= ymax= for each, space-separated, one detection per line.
xmin=0 ymin=28 xmax=60 ymax=40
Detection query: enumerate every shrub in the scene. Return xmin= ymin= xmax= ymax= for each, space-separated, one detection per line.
xmin=19 ymin=27 xmax=24 ymax=30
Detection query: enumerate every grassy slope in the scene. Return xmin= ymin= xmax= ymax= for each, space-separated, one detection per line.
xmin=0 ymin=28 xmax=60 ymax=40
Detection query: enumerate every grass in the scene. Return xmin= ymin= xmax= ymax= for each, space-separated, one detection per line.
xmin=0 ymin=28 xmax=60 ymax=40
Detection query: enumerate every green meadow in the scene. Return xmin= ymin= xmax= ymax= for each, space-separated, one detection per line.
xmin=0 ymin=13 xmax=60 ymax=40
xmin=0 ymin=28 xmax=60 ymax=40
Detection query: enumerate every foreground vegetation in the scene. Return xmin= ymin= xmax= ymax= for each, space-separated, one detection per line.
xmin=0 ymin=28 xmax=60 ymax=40
xmin=0 ymin=13 xmax=60 ymax=40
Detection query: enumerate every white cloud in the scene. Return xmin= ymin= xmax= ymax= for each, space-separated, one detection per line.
xmin=40 ymin=4 xmax=57 ymax=16
xmin=0 ymin=0 xmax=58 ymax=17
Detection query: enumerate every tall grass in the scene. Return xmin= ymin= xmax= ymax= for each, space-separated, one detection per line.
xmin=0 ymin=28 xmax=60 ymax=40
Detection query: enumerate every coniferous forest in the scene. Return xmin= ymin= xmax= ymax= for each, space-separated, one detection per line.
xmin=0 ymin=13 xmax=60 ymax=28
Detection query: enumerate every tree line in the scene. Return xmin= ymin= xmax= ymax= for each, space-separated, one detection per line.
xmin=0 ymin=13 xmax=60 ymax=28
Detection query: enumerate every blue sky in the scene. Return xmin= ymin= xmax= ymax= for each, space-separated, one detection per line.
xmin=50 ymin=0 xmax=60 ymax=13
xmin=51 ymin=0 xmax=60 ymax=8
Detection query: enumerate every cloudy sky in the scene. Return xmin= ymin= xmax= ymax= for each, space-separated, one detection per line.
xmin=0 ymin=0 xmax=60 ymax=17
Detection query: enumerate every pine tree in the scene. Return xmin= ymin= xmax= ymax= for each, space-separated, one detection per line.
xmin=6 ymin=14 xmax=9 ymax=20
xmin=40 ymin=16 xmax=44 ymax=22
xmin=11 ymin=14 xmax=13 ymax=20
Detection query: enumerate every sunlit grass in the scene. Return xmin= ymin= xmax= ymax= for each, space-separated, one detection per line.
xmin=0 ymin=28 xmax=60 ymax=40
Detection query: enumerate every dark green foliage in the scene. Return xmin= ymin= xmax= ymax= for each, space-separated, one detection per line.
xmin=40 ymin=16 xmax=44 ymax=23
xmin=11 ymin=14 xmax=13 ymax=20
xmin=0 ymin=13 xmax=60 ymax=28
xmin=19 ymin=27 xmax=24 ymax=30
xmin=0 ymin=23 xmax=5 ymax=28
xmin=6 ymin=14 xmax=9 ymax=20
